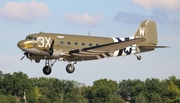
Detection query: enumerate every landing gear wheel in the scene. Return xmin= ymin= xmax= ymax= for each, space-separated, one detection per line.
xmin=137 ymin=55 xmax=142 ymax=60
xmin=43 ymin=66 xmax=52 ymax=75
xmin=66 ymin=64 xmax=75 ymax=74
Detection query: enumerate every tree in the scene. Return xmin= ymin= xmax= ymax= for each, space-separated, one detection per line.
xmin=38 ymin=95 xmax=51 ymax=103
xmin=135 ymin=93 xmax=146 ymax=103
xmin=111 ymin=94 xmax=125 ymax=103
xmin=167 ymin=80 xmax=180 ymax=102
xmin=144 ymin=78 xmax=162 ymax=102
xmin=119 ymin=79 xmax=145 ymax=102
xmin=151 ymin=93 xmax=162 ymax=103
xmin=90 ymin=79 xmax=121 ymax=103
xmin=92 ymin=86 xmax=112 ymax=103
xmin=92 ymin=79 xmax=118 ymax=94
xmin=34 ymin=86 xmax=41 ymax=99
xmin=0 ymin=94 xmax=7 ymax=103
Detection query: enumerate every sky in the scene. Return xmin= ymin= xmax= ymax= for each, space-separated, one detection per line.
xmin=0 ymin=0 xmax=180 ymax=86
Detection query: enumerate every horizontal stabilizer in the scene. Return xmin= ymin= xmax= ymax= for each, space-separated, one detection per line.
xmin=139 ymin=46 xmax=170 ymax=49
xmin=138 ymin=46 xmax=170 ymax=52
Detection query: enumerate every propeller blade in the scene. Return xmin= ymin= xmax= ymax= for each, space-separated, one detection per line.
xmin=24 ymin=52 xmax=28 ymax=58
xmin=49 ymin=40 xmax=54 ymax=50
xmin=20 ymin=52 xmax=28 ymax=61
xmin=42 ymin=40 xmax=54 ymax=56
xmin=49 ymin=40 xmax=54 ymax=56
xmin=20 ymin=55 xmax=25 ymax=61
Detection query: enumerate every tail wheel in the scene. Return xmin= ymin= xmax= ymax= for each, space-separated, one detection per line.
xmin=137 ymin=55 xmax=142 ymax=60
xmin=43 ymin=66 xmax=52 ymax=75
xmin=66 ymin=64 xmax=75 ymax=74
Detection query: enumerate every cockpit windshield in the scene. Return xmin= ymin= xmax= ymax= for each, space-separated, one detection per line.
xmin=26 ymin=37 xmax=37 ymax=41
xmin=26 ymin=37 xmax=33 ymax=40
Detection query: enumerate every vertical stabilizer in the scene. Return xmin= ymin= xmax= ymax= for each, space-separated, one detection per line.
xmin=134 ymin=20 xmax=158 ymax=52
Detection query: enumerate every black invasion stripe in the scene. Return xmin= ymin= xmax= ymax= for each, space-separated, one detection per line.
xmin=118 ymin=49 xmax=123 ymax=56
xmin=99 ymin=54 xmax=105 ymax=58
xmin=125 ymin=37 xmax=130 ymax=41
xmin=116 ymin=38 xmax=122 ymax=42
xmin=116 ymin=38 xmax=123 ymax=56
xmin=105 ymin=52 xmax=110 ymax=57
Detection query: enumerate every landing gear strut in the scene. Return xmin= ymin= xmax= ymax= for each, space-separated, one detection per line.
xmin=42 ymin=59 xmax=57 ymax=75
xmin=66 ymin=61 xmax=77 ymax=74
xmin=135 ymin=54 xmax=142 ymax=60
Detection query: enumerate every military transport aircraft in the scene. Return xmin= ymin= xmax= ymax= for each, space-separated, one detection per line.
xmin=17 ymin=20 xmax=167 ymax=75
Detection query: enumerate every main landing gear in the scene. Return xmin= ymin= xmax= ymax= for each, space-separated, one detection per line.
xmin=42 ymin=59 xmax=77 ymax=75
xmin=135 ymin=53 xmax=142 ymax=60
xmin=43 ymin=59 xmax=57 ymax=75
xmin=66 ymin=61 xmax=77 ymax=74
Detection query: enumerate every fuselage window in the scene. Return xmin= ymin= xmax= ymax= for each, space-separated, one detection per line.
xmin=74 ymin=42 xmax=78 ymax=45
xmin=82 ymin=43 xmax=85 ymax=46
xmin=67 ymin=42 xmax=71 ymax=45
xmin=89 ymin=43 xmax=92 ymax=46
xmin=96 ymin=44 xmax=99 ymax=46
xmin=34 ymin=37 xmax=37 ymax=41
xmin=60 ymin=41 xmax=64 ymax=44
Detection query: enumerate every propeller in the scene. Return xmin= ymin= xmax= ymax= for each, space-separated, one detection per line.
xmin=20 ymin=52 xmax=28 ymax=61
xmin=49 ymin=40 xmax=54 ymax=56
xmin=43 ymin=40 xmax=54 ymax=56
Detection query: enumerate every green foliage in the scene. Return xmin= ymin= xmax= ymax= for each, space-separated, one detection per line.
xmin=89 ymin=79 xmax=125 ymax=103
xmin=92 ymin=79 xmax=118 ymax=93
xmin=0 ymin=94 xmax=7 ymax=103
xmin=0 ymin=70 xmax=180 ymax=103
xmin=119 ymin=76 xmax=180 ymax=103
xmin=151 ymin=93 xmax=162 ymax=103
xmin=119 ymin=79 xmax=145 ymax=102
xmin=92 ymin=86 xmax=112 ymax=103
xmin=33 ymin=86 xmax=41 ymax=100
xmin=135 ymin=93 xmax=146 ymax=103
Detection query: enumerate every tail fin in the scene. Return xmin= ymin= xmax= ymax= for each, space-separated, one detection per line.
xmin=134 ymin=20 xmax=160 ymax=52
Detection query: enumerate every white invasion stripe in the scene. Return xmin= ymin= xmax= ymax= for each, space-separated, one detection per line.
xmin=130 ymin=36 xmax=134 ymax=39
xmin=102 ymin=54 xmax=107 ymax=58
xmin=111 ymin=37 xmax=118 ymax=42
xmin=111 ymin=37 xmax=119 ymax=57
xmin=120 ymin=38 xmax=125 ymax=41
xmin=132 ymin=44 xmax=136 ymax=50
xmin=113 ymin=50 xmax=119 ymax=57
xmin=96 ymin=55 xmax=101 ymax=59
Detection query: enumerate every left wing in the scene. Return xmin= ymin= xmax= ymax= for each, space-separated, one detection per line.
xmin=69 ymin=38 xmax=145 ymax=57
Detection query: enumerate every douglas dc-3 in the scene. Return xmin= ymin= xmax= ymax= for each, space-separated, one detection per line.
xmin=17 ymin=20 xmax=167 ymax=75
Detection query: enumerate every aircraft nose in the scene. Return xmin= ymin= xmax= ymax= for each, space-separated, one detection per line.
xmin=17 ymin=40 xmax=24 ymax=49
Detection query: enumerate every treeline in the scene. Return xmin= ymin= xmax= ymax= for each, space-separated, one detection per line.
xmin=0 ymin=71 xmax=180 ymax=103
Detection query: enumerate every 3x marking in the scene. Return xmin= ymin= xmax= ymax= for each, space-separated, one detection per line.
xmin=37 ymin=37 xmax=51 ymax=48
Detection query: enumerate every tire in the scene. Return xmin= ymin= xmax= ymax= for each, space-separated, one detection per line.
xmin=43 ymin=66 xmax=52 ymax=75
xmin=66 ymin=64 xmax=75 ymax=74
xmin=137 ymin=55 xmax=142 ymax=60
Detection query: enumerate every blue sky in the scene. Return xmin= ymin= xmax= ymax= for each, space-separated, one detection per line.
xmin=0 ymin=0 xmax=180 ymax=85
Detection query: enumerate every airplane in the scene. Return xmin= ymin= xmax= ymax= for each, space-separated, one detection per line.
xmin=17 ymin=20 xmax=167 ymax=75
